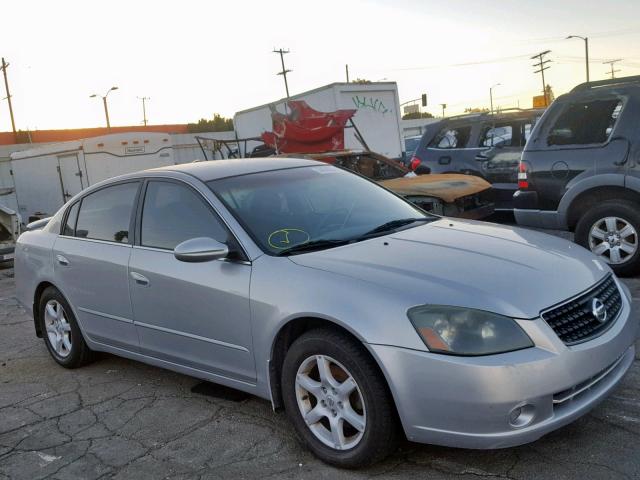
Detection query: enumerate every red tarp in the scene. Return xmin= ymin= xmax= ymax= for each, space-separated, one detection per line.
xmin=260 ymin=100 xmax=356 ymax=153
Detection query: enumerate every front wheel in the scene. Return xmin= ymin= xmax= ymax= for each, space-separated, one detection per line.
xmin=281 ymin=329 xmax=398 ymax=468
xmin=575 ymin=200 xmax=640 ymax=277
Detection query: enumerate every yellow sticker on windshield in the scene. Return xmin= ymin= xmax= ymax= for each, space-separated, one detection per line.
xmin=268 ymin=228 xmax=311 ymax=249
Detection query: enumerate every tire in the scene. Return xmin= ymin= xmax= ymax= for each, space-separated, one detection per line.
xmin=281 ymin=328 xmax=398 ymax=468
xmin=575 ymin=200 xmax=640 ymax=277
xmin=38 ymin=286 xmax=94 ymax=368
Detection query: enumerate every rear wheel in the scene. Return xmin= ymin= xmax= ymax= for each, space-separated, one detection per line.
xmin=39 ymin=287 xmax=94 ymax=368
xmin=575 ymin=200 xmax=640 ymax=277
xmin=281 ymin=328 xmax=398 ymax=468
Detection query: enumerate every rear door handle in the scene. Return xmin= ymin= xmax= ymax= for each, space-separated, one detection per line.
xmin=130 ymin=271 xmax=149 ymax=286
xmin=56 ymin=254 xmax=69 ymax=266
xmin=438 ymin=156 xmax=452 ymax=165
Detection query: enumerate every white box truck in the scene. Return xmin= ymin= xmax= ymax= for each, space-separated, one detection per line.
xmin=233 ymin=82 xmax=404 ymax=159
xmin=10 ymin=132 xmax=173 ymax=222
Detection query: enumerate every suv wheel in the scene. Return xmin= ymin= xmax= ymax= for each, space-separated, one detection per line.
xmin=575 ymin=200 xmax=640 ymax=277
xmin=39 ymin=286 xmax=94 ymax=368
xmin=281 ymin=329 xmax=398 ymax=468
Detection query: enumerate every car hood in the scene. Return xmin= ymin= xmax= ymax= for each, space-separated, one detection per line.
xmin=289 ymin=219 xmax=610 ymax=319
xmin=380 ymin=174 xmax=491 ymax=202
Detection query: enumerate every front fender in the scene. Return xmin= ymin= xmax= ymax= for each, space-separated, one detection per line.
xmin=249 ymin=255 xmax=426 ymax=399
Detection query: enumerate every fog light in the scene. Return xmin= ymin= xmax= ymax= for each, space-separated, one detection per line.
xmin=509 ymin=404 xmax=535 ymax=428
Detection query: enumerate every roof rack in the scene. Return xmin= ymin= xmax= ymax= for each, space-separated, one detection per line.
xmin=571 ymin=75 xmax=640 ymax=92
xmin=446 ymin=107 xmax=544 ymax=121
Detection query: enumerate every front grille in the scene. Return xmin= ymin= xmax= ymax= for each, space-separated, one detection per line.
xmin=541 ymin=275 xmax=622 ymax=345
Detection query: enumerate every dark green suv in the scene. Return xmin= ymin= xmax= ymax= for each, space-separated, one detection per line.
xmin=515 ymin=76 xmax=640 ymax=276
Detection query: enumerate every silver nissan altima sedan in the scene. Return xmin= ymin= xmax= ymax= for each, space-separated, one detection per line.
xmin=15 ymin=158 xmax=638 ymax=467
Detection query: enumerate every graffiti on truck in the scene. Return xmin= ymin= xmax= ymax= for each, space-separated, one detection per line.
xmin=351 ymin=96 xmax=391 ymax=115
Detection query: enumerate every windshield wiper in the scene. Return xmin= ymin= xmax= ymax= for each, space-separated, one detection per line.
xmin=360 ymin=217 xmax=435 ymax=237
xmin=275 ymin=239 xmax=351 ymax=256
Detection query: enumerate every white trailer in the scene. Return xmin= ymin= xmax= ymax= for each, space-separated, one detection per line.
xmin=10 ymin=132 xmax=173 ymax=221
xmin=233 ymin=82 xmax=404 ymax=159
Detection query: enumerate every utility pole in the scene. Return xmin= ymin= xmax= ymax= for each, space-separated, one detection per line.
xmin=440 ymin=103 xmax=447 ymax=118
xmin=603 ymin=59 xmax=622 ymax=79
xmin=1 ymin=58 xmax=17 ymax=136
xmin=345 ymin=64 xmax=350 ymax=83
xmin=566 ymin=35 xmax=589 ymax=83
xmin=531 ymin=50 xmax=552 ymax=106
xmin=490 ymin=83 xmax=501 ymax=115
xmin=138 ymin=96 xmax=150 ymax=126
xmin=273 ymin=48 xmax=292 ymax=98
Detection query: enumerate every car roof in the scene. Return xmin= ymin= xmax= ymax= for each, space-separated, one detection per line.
xmin=147 ymin=157 xmax=320 ymax=181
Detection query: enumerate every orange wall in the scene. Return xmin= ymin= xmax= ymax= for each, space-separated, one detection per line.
xmin=0 ymin=124 xmax=190 ymax=145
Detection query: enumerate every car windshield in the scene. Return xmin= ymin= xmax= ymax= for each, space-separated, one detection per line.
xmin=208 ymin=165 xmax=431 ymax=255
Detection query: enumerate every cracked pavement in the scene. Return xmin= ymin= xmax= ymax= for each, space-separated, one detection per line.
xmin=1 ymin=258 xmax=639 ymax=479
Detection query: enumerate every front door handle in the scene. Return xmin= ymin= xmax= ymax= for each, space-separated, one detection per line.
xmin=56 ymin=254 xmax=69 ymax=266
xmin=130 ymin=271 xmax=149 ymax=286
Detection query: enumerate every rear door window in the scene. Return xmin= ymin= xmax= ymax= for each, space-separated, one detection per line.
xmin=429 ymin=126 xmax=472 ymax=149
xmin=75 ymin=182 xmax=139 ymax=243
xmin=547 ymin=99 xmax=623 ymax=146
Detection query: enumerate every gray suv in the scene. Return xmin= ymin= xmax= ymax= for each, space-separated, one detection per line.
xmin=411 ymin=109 xmax=544 ymax=209
xmin=514 ymin=76 xmax=640 ymax=276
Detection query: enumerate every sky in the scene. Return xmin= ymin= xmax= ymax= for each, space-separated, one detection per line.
xmin=1 ymin=0 xmax=639 ymax=131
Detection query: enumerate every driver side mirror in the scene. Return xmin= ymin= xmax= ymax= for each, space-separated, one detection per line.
xmin=174 ymin=237 xmax=229 ymax=263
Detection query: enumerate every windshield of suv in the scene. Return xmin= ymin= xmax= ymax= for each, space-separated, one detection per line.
xmin=208 ymin=165 xmax=431 ymax=255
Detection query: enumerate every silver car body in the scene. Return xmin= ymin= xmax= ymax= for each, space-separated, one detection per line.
xmin=15 ymin=158 xmax=638 ymax=449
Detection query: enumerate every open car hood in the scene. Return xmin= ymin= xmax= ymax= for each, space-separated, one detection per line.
xmin=380 ymin=174 xmax=491 ymax=203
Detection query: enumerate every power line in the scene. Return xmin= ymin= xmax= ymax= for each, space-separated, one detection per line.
xmin=273 ymin=48 xmax=292 ymax=98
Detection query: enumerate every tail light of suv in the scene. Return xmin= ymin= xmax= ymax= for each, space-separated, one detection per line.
xmin=518 ymin=162 xmax=529 ymax=189
xmin=409 ymin=156 xmax=421 ymax=171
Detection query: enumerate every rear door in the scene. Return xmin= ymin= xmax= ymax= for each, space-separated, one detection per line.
xmin=528 ymin=96 xmax=626 ymax=210
xmin=57 ymin=154 xmax=85 ymax=203
xmin=53 ymin=181 xmax=141 ymax=350
xmin=425 ymin=124 xmax=484 ymax=175
xmin=476 ymin=119 xmax=535 ymax=209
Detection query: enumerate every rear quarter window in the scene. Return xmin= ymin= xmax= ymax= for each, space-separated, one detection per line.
xmin=547 ymin=98 xmax=622 ymax=146
xmin=429 ymin=126 xmax=472 ymax=149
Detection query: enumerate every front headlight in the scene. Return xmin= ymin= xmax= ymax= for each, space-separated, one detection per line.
xmin=408 ymin=305 xmax=533 ymax=356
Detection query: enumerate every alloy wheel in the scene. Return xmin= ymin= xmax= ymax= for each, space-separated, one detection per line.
xmin=588 ymin=216 xmax=638 ymax=265
xmin=44 ymin=299 xmax=72 ymax=358
xmin=295 ymin=354 xmax=366 ymax=450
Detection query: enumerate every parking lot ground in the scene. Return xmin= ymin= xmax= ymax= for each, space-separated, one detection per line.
xmin=1 ymin=247 xmax=639 ymax=479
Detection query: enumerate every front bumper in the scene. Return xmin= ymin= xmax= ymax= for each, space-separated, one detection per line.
xmin=368 ymin=283 xmax=637 ymax=449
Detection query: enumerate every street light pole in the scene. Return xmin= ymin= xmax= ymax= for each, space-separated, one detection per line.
xmin=566 ymin=35 xmax=590 ymax=83
xmin=490 ymin=83 xmax=501 ymax=115
xmin=90 ymin=86 xmax=118 ymax=129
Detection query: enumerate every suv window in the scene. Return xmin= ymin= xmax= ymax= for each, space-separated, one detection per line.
xmin=62 ymin=201 xmax=80 ymax=236
xmin=547 ymin=99 xmax=623 ymax=146
xmin=481 ymin=125 xmax=513 ymax=147
xmin=75 ymin=182 xmax=139 ymax=243
xmin=429 ymin=126 xmax=471 ymax=149
xmin=140 ymin=181 xmax=228 ymax=250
